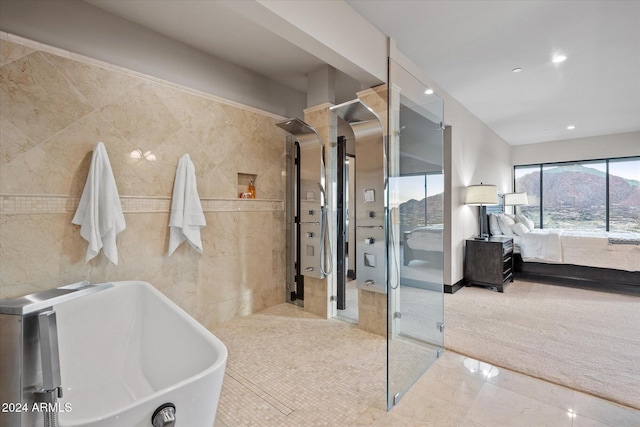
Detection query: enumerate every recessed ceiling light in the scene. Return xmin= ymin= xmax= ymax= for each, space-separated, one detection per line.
xmin=567 ymin=125 xmax=575 ymax=130
xmin=424 ymin=88 xmax=434 ymax=95
xmin=512 ymin=67 xmax=523 ymax=73
xmin=552 ymin=54 xmax=567 ymax=64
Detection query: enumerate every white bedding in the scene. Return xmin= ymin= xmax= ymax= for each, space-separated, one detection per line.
xmin=518 ymin=229 xmax=640 ymax=272
xmin=520 ymin=230 xmax=562 ymax=262
xmin=406 ymin=225 xmax=443 ymax=252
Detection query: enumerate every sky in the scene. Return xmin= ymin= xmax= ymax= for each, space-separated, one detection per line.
xmin=389 ymin=157 xmax=638 ymax=207
xmin=517 ymin=158 xmax=639 ymax=182
xmin=389 ymin=174 xmax=444 ymax=206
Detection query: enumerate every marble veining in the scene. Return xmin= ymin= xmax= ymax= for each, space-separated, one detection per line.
xmin=0 ymin=34 xmax=288 ymax=326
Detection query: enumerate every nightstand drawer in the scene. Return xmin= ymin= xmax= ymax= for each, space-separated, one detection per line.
xmin=502 ymin=241 xmax=513 ymax=255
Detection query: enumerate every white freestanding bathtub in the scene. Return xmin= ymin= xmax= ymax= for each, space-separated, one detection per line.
xmin=52 ymin=280 xmax=227 ymax=427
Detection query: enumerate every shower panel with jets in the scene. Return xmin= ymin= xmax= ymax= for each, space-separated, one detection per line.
xmin=331 ymin=100 xmax=386 ymax=297
xmin=280 ymin=61 xmax=445 ymax=412
xmin=277 ymin=119 xmax=331 ymax=306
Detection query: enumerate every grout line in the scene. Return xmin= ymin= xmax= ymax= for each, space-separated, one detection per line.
xmin=0 ymin=194 xmax=283 ymax=214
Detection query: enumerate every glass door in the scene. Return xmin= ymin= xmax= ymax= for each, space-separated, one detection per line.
xmin=387 ymin=59 xmax=445 ymax=408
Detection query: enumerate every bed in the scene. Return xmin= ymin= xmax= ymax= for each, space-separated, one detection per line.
xmin=488 ymin=213 xmax=640 ymax=295
xmin=403 ymin=224 xmax=443 ymax=266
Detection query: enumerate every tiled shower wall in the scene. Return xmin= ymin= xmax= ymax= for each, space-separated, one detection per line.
xmin=0 ymin=34 xmax=287 ymax=328
xmin=356 ymin=86 xmax=388 ymax=336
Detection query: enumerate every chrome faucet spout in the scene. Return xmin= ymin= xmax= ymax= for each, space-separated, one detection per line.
xmin=36 ymin=310 xmax=63 ymax=427
xmin=38 ymin=310 xmax=62 ymax=393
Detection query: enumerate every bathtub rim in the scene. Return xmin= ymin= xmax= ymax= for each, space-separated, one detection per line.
xmin=56 ymin=280 xmax=227 ymax=425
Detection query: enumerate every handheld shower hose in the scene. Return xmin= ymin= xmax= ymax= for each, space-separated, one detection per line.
xmin=317 ymin=183 xmax=333 ymax=276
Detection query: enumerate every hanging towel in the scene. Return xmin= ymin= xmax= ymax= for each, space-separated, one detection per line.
xmin=72 ymin=141 xmax=126 ymax=265
xmin=168 ymin=154 xmax=206 ymax=256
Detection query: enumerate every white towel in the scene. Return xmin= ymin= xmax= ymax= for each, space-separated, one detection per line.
xmin=72 ymin=142 xmax=126 ymax=265
xmin=168 ymin=154 xmax=206 ymax=256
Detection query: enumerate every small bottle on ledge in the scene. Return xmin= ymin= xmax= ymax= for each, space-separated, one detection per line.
xmin=248 ymin=180 xmax=256 ymax=199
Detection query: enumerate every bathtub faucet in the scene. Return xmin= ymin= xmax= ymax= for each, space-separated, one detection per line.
xmin=37 ymin=310 xmax=63 ymax=395
xmin=35 ymin=310 xmax=63 ymax=427
xmin=0 ymin=280 xmax=114 ymax=427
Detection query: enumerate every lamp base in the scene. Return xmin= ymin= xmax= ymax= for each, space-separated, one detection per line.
xmin=474 ymin=235 xmax=489 ymax=241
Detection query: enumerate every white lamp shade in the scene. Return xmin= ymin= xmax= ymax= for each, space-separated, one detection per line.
xmin=504 ymin=192 xmax=528 ymax=206
xmin=465 ymin=184 xmax=498 ymax=205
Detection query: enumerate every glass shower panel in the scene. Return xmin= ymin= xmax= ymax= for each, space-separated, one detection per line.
xmin=387 ymin=59 xmax=445 ymax=409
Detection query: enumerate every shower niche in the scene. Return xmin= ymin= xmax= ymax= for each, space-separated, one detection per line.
xmin=237 ymin=173 xmax=257 ymax=198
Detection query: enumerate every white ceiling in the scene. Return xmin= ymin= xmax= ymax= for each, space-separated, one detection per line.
xmin=85 ymin=0 xmax=640 ymax=146
xmin=347 ymin=0 xmax=640 ymax=145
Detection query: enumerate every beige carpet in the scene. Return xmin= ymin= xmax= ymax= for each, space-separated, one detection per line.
xmin=444 ymin=280 xmax=640 ymax=409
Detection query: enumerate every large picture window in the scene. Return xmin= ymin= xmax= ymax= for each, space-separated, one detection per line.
xmin=514 ymin=156 xmax=640 ymax=232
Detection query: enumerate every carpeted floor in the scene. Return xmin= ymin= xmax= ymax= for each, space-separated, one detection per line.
xmin=444 ymin=280 xmax=640 ymax=409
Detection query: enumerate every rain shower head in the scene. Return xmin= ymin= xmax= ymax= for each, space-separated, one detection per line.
xmin=275 ymin=118 xmax=321 ymax=147
xmin=330 ymin=99 xmax=380 ymax=125
xmin=331 ymin=99 xmax=383 ymax=140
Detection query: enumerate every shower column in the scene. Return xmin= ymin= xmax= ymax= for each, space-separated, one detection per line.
xmin=302 ymin=103 xmax=338 ymax=319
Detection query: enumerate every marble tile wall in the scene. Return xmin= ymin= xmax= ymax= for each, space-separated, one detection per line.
xmin=0 ymin=34 xmax=287 ymax=328
xmin=302 ymin=102 xmax=337 ymax=319
xmin=356 ymin=86 xmax=389 ymax=337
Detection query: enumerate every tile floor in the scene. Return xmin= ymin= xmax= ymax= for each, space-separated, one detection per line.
xmin=212 ymin=303 xmax=639 ymax=427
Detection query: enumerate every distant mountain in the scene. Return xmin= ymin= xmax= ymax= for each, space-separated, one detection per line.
xmin=397 ymin=166 xmax=639 ymax=229
xmin=399 ymin=193 xmax=443 ymax=226
xmin=516 ymin=166 xmax=640 ymax=208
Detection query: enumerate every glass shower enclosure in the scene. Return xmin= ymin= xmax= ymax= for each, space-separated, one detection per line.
xmin=386 ymin=58 xmax=445 ymax=409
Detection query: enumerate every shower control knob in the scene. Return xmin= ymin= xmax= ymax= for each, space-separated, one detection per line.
xmin=364 ymin=237 xmax=375 ymax=245
xmin=368 ymin=211 xmax=375 ymax=218
xmin=307 ymin=232 xmax=315 ymax=238
xmin=309 ymin=209 xmax=315 ymax=215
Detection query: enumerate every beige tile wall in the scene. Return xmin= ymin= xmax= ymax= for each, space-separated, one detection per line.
xmin=0 ymin=34 xmax=287 ymax=328
xmin=302 ymin=102 xmax=337 ymax=319
xmin=355 ymin=86 xmax=389 ymax=336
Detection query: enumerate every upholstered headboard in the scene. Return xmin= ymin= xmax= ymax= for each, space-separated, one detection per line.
xmin=485 ymin=195 xmax=504 ymax=235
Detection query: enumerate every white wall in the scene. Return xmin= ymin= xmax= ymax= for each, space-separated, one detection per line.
xmin=512 ymin=131 xmax=640 ymax=165
xmin=447 ymin=104 xmax=512 ymax=285
xmin=0 ymin=0 xmax=306 ymax=118
xmin=225 ymin=0 xmax=387 ymax=87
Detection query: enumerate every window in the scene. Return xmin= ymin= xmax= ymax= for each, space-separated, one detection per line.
xmin=609 ymin=158 xmax=640 ymax=233
xmin=514 ymin=156 xmax=639 ymax=232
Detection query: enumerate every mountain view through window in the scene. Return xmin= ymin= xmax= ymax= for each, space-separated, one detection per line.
xmin=515 ymin=157 xmax=640 ymax=233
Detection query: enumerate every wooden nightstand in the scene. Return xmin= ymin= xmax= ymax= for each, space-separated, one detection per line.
xmin=465 ymin=237 xmax=514 ymax=292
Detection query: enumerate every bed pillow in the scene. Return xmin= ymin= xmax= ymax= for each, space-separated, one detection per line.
xmin=498 ymin=214 xmax=516 ymax=236
xmin=512 ymin=222 xmax=529 ymax=236
xmin=489 ymin=213 xmax=502 ymax=235
xmin=515 ymin=213 xmax=534 ymax=231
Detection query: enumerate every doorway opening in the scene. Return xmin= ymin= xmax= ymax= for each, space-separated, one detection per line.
xmin=335 ymin=135 xmax=357 ymax=323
